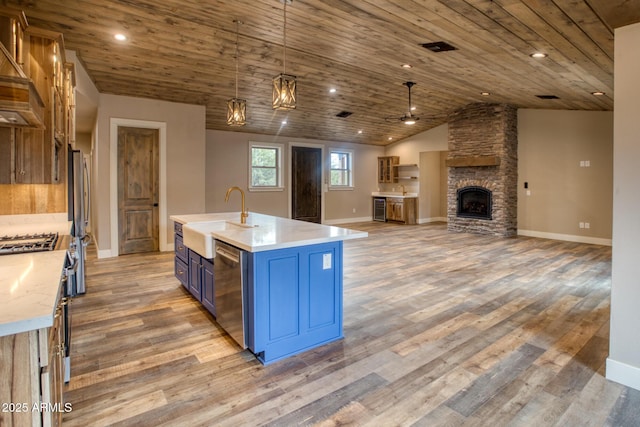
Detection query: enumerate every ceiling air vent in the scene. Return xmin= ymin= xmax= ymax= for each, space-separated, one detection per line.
xmin=336 ymin=111 xmax=353 ymax=118
xmin=536 ymin=95 xmax=560 ymax=99
xmin=420 ymin=41 xmax=457 ymax=52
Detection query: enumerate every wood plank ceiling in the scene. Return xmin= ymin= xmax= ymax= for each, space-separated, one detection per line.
xmin=2 ymin=0 xmax=638 ymax=146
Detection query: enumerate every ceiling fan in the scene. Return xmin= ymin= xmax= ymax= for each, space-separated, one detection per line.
xmin=386 ymin=81 xmax=419 ymax=125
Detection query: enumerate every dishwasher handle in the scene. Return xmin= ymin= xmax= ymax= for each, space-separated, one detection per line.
xmin=215 ymin=244 xmax=240 ymax=263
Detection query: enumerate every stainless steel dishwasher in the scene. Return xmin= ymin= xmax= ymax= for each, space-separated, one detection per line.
xmin=213 ymin=240 xmax=248 ymax=348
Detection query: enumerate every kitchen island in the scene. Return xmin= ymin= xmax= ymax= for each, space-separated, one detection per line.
xmin=170 ymin=212 xmax=367 ymax=364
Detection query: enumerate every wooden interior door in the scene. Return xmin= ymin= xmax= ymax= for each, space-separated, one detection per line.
xmin=117 ymin=126 xmax=159 ymax=255
xmin=291 ymin=146 xmax=322 ymax=223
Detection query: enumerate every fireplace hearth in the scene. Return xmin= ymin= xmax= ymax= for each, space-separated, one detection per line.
xmin=457 ymin=186 xmax=492 ymax=220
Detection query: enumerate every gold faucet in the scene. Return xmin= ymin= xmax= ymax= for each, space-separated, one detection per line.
xmin=225 ymin=186 xmax=249 ymax=224
xmin=400 ymin=184 xmax=407 ymax=195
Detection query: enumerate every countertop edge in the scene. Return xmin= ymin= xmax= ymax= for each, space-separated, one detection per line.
xmin=0 ymin=314 xmax=52 ymax=338
xmin=171 ymin=213 xmax=368 ymax=253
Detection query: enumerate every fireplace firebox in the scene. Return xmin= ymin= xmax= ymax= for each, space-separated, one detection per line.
xmin=457 ymin=186 xmax=492 ymax=220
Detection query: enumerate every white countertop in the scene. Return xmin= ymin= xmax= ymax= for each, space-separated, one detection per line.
xmin=0 ymin=213 xmax=72 ymax=235
xmin=0 ymin=215 xmax=72 ymax=337
xmin=371 ymin=192 xmax=418 ymax=199
xmin=170 ymin=212 xmax=368 ymax=253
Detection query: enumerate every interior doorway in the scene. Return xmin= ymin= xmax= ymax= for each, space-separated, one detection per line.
xmin=117 ymin=126 xmax=159 ymax=254
xmin=291 ymin=145 xmax=322 ymax=223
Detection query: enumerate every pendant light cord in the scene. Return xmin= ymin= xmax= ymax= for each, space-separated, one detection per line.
xmin=234 ymin=20 xmax=240 ymax=99
xmin=283 ymin=1 xmax=287 ymax=74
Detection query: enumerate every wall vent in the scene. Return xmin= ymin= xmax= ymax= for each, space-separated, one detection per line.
xmin=420 ymin=41 xmax=457 ymax=52
xmin=536 ymin=95 xmax=560 ymax=99
xmin=336 ymin=111 xmax=353 ymax=118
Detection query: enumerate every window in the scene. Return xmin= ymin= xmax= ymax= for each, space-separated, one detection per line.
xmin=329 ymin=149 xmax=353 ymax=189
xmin=249 ymin=142 xmax=283 ymax=190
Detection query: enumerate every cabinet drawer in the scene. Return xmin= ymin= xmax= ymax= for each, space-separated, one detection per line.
xmin=175 ymin=234 xmax=188 ymax=263
xmin=175 ymin=257 xmax=188 ymax=289
xmin=174 ymin=221 xmax=183 ymax=236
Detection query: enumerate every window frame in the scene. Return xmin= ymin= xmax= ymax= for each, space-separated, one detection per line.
xmin=248 ymin=142 xmax=284 ymax=191
xmin=328 ymin=148 xmax=354 ymax=190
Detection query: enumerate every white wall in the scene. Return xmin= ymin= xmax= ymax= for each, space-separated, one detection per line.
xmin=206 ymin=129 xmax=384 ymax=223
xmin=607 ymin=21 xmax=640 ymax=391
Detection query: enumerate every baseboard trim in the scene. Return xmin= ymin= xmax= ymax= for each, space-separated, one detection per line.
xmin=517 ymin=229 xmax=612 ymax=246
xmin=324 ymin=216 xmax=372 ymax=225
xmin=606 ymin=358 xmax=640 ymax=391
xmin=418 ymin=217 xmax=448 ymax=224
xmin=96 ymin=247 xmax=114 ymax=259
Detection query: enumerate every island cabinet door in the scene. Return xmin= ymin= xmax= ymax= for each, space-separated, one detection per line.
xmin=188 ymin=250 xmax=202 ymax=301
xmin=201 ymin=259 xmax=215 ymax=317
xmin=247 ymin=241 xmax=343 ymax=365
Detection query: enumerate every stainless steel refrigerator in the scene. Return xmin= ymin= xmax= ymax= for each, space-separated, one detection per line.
xmin=68 ymin=147 xmax=90 ymax=295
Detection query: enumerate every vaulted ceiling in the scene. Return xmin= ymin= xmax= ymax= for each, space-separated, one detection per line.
xmin=3 ymin=0 xmax=639 ymax=145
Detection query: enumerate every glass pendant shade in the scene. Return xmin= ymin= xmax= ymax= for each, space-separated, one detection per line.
xmin=272 ymin=73 xmax=297 ymax=110
xmin=227 ymin=97 xmax=246 ymax=126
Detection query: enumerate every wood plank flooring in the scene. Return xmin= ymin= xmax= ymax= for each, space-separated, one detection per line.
xmin=63 ymin=222 xmax=640 ymax=426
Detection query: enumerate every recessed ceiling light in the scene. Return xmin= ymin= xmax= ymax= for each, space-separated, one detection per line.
xmin=401 ymin=64 xmax=412 ymax=69
xmin=388 ymin=137 xmax=393 ymax=141
xmin=530 ymin=52 xmax=547 ymax=59
xmin=281 ymin=120 xmax=287 ymax=125
xmin=410 ymin=106 xmax=416 ymax=111
xmin=357 ymin=130 xmax=363 ymax=134
xmin=114 ymin=33 xmax=127 ymax=41
xmin=592 ymin=91 xmax=606 ymax=96
xmin=329 ymin=88 xmax=336 ymax=93
xmin=481 ymin=92 xmax=491 ymax=96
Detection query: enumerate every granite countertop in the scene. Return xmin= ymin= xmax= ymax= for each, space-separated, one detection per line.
xmin=170 ymin=212 xmax=368 ymax=253
xmin=0 ymin=214 xmax=72 ymax=337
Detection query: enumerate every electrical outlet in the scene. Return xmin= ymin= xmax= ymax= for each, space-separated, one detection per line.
xmin=579 ymin=222 xmax=585 ymax=229
xmin=585 ymin=160 xmax=590 ymax=167
xmin=585 ymin=222 xmax=590 ymax=229
xmin=580 ymin=161 xmax=585 ymax=167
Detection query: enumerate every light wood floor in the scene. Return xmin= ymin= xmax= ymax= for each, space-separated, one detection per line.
xmin=63 ymin=222 xmax=640 ymax=426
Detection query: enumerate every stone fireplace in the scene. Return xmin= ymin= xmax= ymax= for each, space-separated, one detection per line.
xmin=446 ymin=103 xmax=518 ymax=237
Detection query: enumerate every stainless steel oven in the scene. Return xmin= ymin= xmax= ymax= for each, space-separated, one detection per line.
xmin=61 ymin=245 xmax=78 ymax=383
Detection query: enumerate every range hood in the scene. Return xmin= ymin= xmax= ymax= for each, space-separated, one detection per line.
xmin=0 ymin=42 xmax=45 ymax=128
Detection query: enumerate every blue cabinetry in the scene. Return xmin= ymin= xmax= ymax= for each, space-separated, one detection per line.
xmin=174 ymin=223 xmax=188 ymax=289
xmin=246 ymin=241 xmax=343 ymax=365
xmin=188 ymin=249 xmax=215 ymax=317
xmin=175 ymin=222 xmax=215 ymax=316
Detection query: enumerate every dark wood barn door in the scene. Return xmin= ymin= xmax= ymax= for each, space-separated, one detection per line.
xmin=291 ymin=146 xmax=322 ymax=223
xmin=117 ymin=126 xmax=159 ymax=255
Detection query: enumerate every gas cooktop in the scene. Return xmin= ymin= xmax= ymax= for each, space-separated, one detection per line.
xmin=0 ymin=232 xmax=59 ymax=255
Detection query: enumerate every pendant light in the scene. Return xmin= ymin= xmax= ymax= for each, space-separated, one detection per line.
xmin=227 ymin=19 xmax=246 ymax=126
xmin=272 ymin=0 xmax=297 ymax=110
